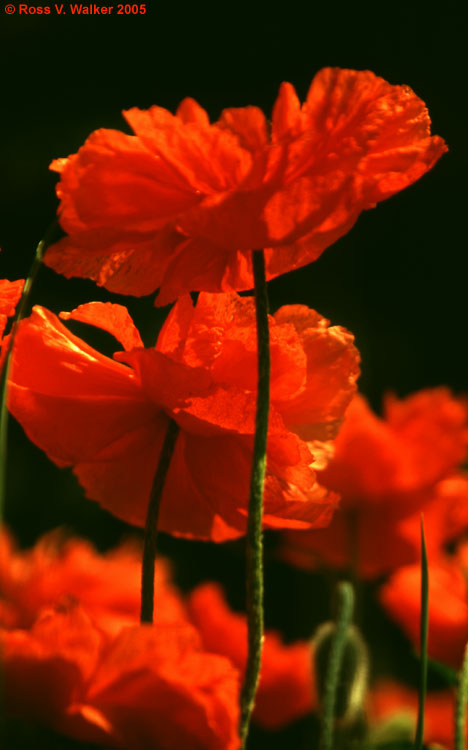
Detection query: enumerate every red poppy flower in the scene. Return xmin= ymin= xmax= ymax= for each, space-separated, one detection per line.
xmin=367 ymin=680 xmax=461 ymax=748
xmin=1 ymin=529 xmax=315 ymax=734
xmin=8 ymin=293 xmax=359 ymax=540
xmin=0 ymin=278 xmax=24 ymax=338
xmin=0 ymin=528 xmax=184 ymax=634
xmin=187 ymin=582 xmax=315 ymax=729
xmin=1 ymin=530 xmax=240 ymax=749
xmin=0 ymin=278 xmax=24 ymax=370
xmin=44 ymin=68 xmax=447 ymax=305
xmin=3 ymin=601 xmax=240 ymax=749
xmin=380 ymin=538 xmax=468 ymax=669
xmin=281 ymin=390 xmax=468 ymax=578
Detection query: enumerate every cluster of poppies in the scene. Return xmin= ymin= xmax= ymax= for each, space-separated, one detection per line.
xmin=2 ymin=67 xmax=464 ymax=749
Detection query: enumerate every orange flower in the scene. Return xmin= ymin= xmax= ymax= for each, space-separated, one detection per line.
xmin=44 ymin=69 xmax=446 ymax=304
xmin=0 ymin=528 xmax=184 ymax=634
xmin=1 ymin=530 xmax=240 ymax=749
xmin=0 ymin=278 xmax=24 ymax=339
xmin=281 ymin=390 xmax=468 ymax=578
xmin=187 ymin=582 xmax=315 ymax=729
xmin=8 ymin=294 xmax=359 ymax=540
xmin=0 ymin=278 xmax=24 ymax=370
xmin=1 ymin=529 xmax=316 ymax=742
xmin=380 ymin=538 xmax=468 ymax=669
xmin=3 ymin=603 xmax=239 ymax=749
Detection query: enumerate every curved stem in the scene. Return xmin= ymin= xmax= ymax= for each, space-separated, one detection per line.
xmin=0 ymin=221 xmax=57 ymax=520
xmin=140 ymin=418 xmax=180 ymax=624
xmin=320 ymin=581 xmax=355 ymax=750
xmin=239 ymin=249 xmax=270 ymax=748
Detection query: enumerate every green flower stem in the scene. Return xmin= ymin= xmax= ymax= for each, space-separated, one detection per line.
xmin=239 ymin=249 xmax=270 ymax=748
xmin=414 ymin=515 xmax=429 ymax=749
xmin=0 ymin=222 xmax=57 ymax=521
xmin=140 ymin=418 xmax=180 ymax=624
xmin=455 ymin=642 xmax=468 ymax=750
xmin=320 ymin=581 xmax=355 ymax=750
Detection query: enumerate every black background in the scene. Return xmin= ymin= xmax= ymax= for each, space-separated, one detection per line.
xmin=1 ymin=2 xmax=467 ymax=747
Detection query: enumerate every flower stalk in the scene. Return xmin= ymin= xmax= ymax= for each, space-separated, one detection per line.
xmin=239 ymin=249 xmax=270 ymax=747
xmin=319 ymin=581 xmax=355 ymax=750
xmin=140 ymin=418 xmax=180 ymax=623
xmin=0 ymin=221 xmax=56 ymax=520
xmin=414 ymin=516 xmax=429 ymax=749
xmin=455 ymin=642 xmax=468 ymax=750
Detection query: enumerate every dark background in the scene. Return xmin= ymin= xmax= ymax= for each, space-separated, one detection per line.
xmin=1 ymin=2 xmax=466 ymax=747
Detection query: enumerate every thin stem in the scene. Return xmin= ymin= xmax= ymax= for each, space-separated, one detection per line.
xmin=455 ymin=642 xmax=468 ymax=750
xmin=0 ymin=221 xmax=57 ymax=520
xmin=320 ymin=581 xmax=355 ymax=750
xmin=414 ymin=515 xmax=429 ymax=749
xmin=339 ymin=625 xmax=369 ymax=728
xmin=140 ymin=418 xmax=180 ymax=624
xmin=239 ymin=249 xmax=270 ymax=748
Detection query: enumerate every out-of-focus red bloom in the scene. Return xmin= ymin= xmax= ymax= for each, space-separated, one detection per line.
xmin=0 ymin=278 xmax=24 ymax=370
xmin=1 ymin=530 xmax=240 ymax=749
xmin=0 ymin=528 xmax=184 ymax=634
xmin=8 ymin=293 xmax=359 ymax=540
xmin=187 ymin=582 xmax=315 ymax=729
xmin=44 ymin=68 xmax=447 ymax=305
xmin=1 ymin=529 xmax=317 ymax=742
xmin=380 ymin=538 xmax=468 ymax=669
xmin=0 ymin=279 xmax=24 ymax=340
xmin=4 ymin=603 xmax=239 ymax=750
xmin=281 ymin=390 xmax=468 ymax=578
xmin=368 ymin=680 xmax=461 ymax=748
